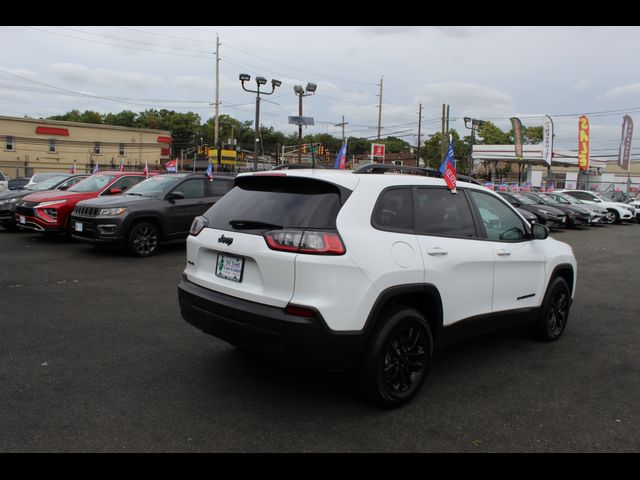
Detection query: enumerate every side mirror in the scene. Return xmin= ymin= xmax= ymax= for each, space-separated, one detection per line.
xmin=531 ymin=223 xmax=549 ymax=240
xmin=109 ymin=188 xmax=122 ymax=195
xmin=166 ymin=191 xmax=185 ymax=202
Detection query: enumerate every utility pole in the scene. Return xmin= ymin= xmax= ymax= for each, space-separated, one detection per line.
xmin=441 ymin=104 xmax=446 ymax=161
xmin=214 ymin=34 xmax=221 ymax=170
xmin=377 ymin=77 xmax=384 ymax=140
xmin=335 ymin=116 xmax=349 ymax=144
xmin=416 ymin=104 xmax=422 ymax=167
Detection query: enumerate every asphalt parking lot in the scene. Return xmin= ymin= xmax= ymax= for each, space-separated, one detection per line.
xmin=1 ymin=223 xmax=639 ymax=452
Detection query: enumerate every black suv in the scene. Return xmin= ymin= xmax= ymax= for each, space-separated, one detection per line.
xmin=70 ymin=173 xmax=235 ymax=256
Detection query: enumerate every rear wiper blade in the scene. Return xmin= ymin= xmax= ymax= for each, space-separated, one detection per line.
xmin=229 ymin=219 xmax=283 ymax=230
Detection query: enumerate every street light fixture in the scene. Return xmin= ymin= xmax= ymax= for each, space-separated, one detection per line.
xmin=239 ymin=73 xmax=281 ymax=171
xmin=294 ymin=82 xmax=317 ymax=164
xmin=463 ymin=117 xmax=485 ymax=176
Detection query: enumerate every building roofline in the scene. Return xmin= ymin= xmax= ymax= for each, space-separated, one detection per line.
xmin=0 ymin=115 xmax=171 ymax=135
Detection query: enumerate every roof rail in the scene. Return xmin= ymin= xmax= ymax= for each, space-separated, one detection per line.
xmin=353 ymin=163 xmax=483 ymax=185
xmin=353 ymin=163 xmax=440 ymax=177
xmin=271 ymin=163 xmax=328 ymax=170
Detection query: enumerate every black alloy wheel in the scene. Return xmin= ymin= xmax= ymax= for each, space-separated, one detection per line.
xmin=128 ymin=222 xmax=159 ymax=257
xmin=380 ymin=322 xmax=428 ymax=396
xmin=531 ymin=276 xmax=571 ymax=341
xmin=358 ymin=307 xmax=433 ymax=408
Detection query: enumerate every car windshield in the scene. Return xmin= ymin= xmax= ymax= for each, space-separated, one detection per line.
xmin=557 ymin=194 xmax=582 ymax=205
xmin=126 ymin=175 xmax=181 ymax=196
xmin=541 ymin=193 xmax=570 ymax=205
xmin=26 ymin=175 xmax=69 ymax=191
xmin=68 ymin=174 xmax=117 ymax=193
xmin=511 ymin=194 xmax=538 ymax=205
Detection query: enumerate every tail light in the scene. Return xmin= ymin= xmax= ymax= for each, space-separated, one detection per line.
xmin=190 ymin=216 xmax=208 ymax=236
xmin=264 ymin=229 xmax=345 ymax=255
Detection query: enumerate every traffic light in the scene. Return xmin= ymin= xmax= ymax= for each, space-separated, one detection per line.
xmin=205 ymin=146 xmax=210 ymax=157
xmin=318 ymin=144 xmax=324 ymax=156
xmin=197 ymin=145 xmax=202 ymax=155
xmin=303 ymin=144 xmax=307 ymax=154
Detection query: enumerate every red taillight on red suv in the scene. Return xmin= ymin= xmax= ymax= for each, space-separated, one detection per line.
xmin=264 ymin=229 xmax=345 ymax=255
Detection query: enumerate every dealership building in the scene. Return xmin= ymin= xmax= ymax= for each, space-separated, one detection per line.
xmin=0 ymin=115 xmax=172 ymax=178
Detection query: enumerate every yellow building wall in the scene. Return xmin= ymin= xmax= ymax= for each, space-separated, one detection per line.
xmin=0 ymin=116 xmax=171 ymax=178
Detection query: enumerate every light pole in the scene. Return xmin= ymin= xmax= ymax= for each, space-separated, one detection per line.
xmin=239 ymin=74 xmax=281 ymax=171
xmin=293 ymin=82 xmax=317 ymax=164
xmin=463 ymin=117 xmax=485 ymax=176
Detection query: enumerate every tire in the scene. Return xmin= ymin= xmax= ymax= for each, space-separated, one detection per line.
xmin=609 ymin=209 xmax=621 ymax=224
xmin=357 ymin=306 xmax=433 ymax=408
xmin=127 ymin=222 xmax=160 ymax=257
xmin=530 ymin=277 xmax=571 ymax=342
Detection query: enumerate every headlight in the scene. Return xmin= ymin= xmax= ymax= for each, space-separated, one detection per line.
xmin=622 ymin=206 xmax=635 ymax=213
xmin=98 ymin=207 xmax=126 ymax=216
xmin=37 ymin=199 xmax=67 ymax=208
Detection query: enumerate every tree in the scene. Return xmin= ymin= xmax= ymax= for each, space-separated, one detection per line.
xmin=422 ymin=129 xmax=470 ymax=171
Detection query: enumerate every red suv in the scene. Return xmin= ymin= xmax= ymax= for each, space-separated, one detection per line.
xmin=15 ymin=171 xmax=147 ymax=234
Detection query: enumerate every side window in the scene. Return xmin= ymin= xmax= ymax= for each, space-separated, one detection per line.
xmin=207 ymin=179 xmax=233 ymax=197
xmin=372 ymin=187 xmax=414 ymax=232
xmin=571 ymin=192 xmax=591 ymax=201
xmin=415 ymin=187 xmax=476 ymax=238
xmin=57 ymin=177 xmax=83 ymax=189
xmin=175 ymin=179 xmax=205 ymax=199
xmin=470 ymin=191 xmax=527 ymax=242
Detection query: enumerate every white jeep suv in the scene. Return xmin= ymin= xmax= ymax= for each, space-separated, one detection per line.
xmin=179 ymin=168 xmax=577 ymax=407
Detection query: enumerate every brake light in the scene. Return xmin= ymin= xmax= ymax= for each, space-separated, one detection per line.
xmin=190 ymin=216 xmax=208 ymax=236
xmin=264 ymin=229 xmax=345 ymax=255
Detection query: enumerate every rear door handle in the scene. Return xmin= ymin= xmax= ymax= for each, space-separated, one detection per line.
xmin=496 ymin=249 xmax=511 ymax=256
xmin=426 ymin=247 xmax=448 ymax=256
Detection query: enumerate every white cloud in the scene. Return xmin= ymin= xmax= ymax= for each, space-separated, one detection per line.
xmin=602 ymin=82 xmax=640 ymax=99
xmin=415 ymin=83 xmax=516 ymax=118
xmin=569 ymin=78 xmax=590 ymax=92
xmin=46 ymin=63 xmax=164 ymax=91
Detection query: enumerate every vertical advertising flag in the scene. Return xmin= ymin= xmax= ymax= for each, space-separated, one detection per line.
xmin=70 ymin=161 xmax=77 ymax=174
xmin=578 ymin=115 xmax=590 ymax=171
xmin=439 ymin=135 xmax=457 ymax=193
xmin=334 ymin=142 xmax=347 ymax=170
xmin=510 ymin=117 xmax=524 ymax=161
xmin=118 ymin=158 xmax=125 ymax=172
xmin=92 ymin=163 xmax=99 ymax=174
xmin=143 ymin=160 xmax=149 ymax=178
xmin=542 ymin=115 xmax=554 ymax=166
xmin=618 ymin=115 xmax=633 ymax=171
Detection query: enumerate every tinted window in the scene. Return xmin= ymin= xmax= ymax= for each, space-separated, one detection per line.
xmin=205 ymin=176 xmax=343 ymax=233
xmin=568 ymin=191 xmax=592 ymax=201
xmin=372 ymin=187 xmax=414 ymax=232
xmin=175 ymin=179 xmax=205 ymax=199
xmin=470 ymin=191 xmax=527 ymax=241
xmin=207 ymin=178 xmax=233 ymax=197
xmin=415 ymin=187 xmax=475 ymax=237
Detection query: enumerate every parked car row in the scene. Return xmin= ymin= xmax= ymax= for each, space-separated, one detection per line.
xmin=497 ymin=189 xmax=636 ymax=227
xmin=0 ymin=171 xmax=235 ymax=256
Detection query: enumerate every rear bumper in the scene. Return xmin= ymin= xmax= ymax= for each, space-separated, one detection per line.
xmin=178 ymin=278 xmax=365 ymax=371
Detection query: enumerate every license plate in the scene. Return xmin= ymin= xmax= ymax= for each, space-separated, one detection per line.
xmin=215 ymin=253 xmax=244 ymax=282
xmin=19 ymin=215 xmax=25 ymax=224
xmin=74 ymin=222 xmax=83 ymax=232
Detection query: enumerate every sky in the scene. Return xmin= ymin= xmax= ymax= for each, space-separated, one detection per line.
xmin=1 ymin=25 xmax=640 ymax=157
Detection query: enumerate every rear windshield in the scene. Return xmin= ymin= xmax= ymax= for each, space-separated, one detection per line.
xmin=204 ymin=176 xmax=344 ymax=233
